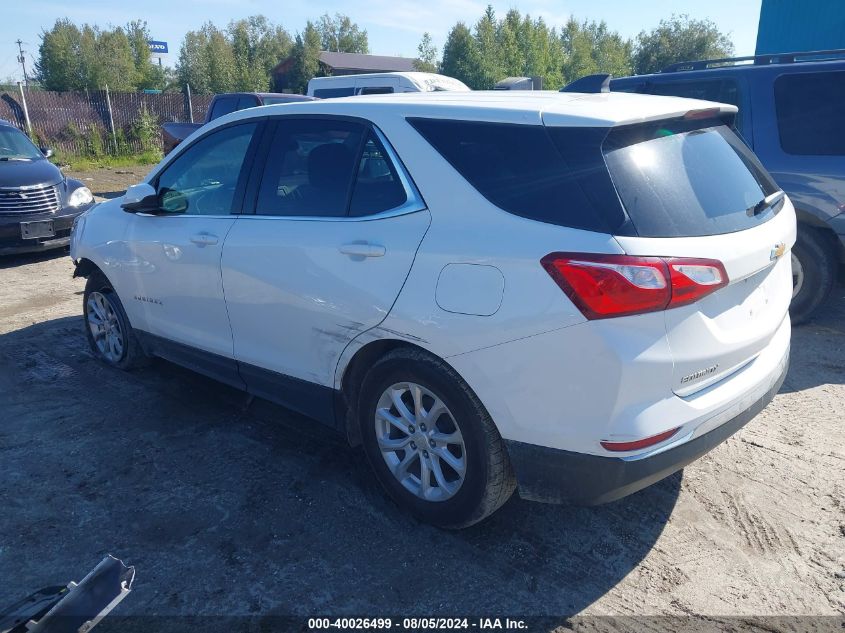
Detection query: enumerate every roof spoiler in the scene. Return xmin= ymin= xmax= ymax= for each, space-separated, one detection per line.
xmin=560 ymin=74 xmax=612 ymax=94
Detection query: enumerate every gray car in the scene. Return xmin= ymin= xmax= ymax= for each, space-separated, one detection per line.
xmin=607 ymin=49 xmax=845 ymax=323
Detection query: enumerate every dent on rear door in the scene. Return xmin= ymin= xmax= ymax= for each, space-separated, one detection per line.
xmin=220 ymin=209 xmax=431 ymax=388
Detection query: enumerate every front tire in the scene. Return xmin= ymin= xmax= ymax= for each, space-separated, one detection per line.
xmin=83 ymin=271 xmax=149 ymax=370
xmin=790 ymin=226 xmax=837 ymax=324
xmin=358 ymin=348 xmax=515 ymax=529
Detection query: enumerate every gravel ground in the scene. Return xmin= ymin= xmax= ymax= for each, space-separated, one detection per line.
xmin=64 ymin=164 xmax=153 ymax=200
xmin=0 ymin=168 xmax=843 ymax=629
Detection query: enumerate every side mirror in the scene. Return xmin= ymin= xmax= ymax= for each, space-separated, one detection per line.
xmin=121 ymin=183 xmax=159 ymax=214
xmin=40 ymin=146 xmax=54 ymax=159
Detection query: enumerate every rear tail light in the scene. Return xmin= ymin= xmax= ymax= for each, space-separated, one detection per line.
xmin=541 ymin=252 xmax=728 ymax=319
xmin=600 ymin=427 xmax=681 ymax=452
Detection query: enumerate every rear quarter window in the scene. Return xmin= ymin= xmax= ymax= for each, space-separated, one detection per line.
xmin=774 ymin=71 xmax=845 ymax=155
xmin=407 ymin=118 xmax=625 ymax=233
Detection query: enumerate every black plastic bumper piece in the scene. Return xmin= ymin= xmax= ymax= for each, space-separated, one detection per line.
xmin=505 ymin=357 xmax=788 ymax=505
xmin=0 ymin=209 xmax=82 ymax=256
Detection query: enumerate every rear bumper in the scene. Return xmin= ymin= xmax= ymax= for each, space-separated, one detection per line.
xmin=506 ymin=348 xmax=788 ymax=505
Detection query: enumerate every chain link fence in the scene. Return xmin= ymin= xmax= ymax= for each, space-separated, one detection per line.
xmin=0 ymin=87 xmax=214 ymax=157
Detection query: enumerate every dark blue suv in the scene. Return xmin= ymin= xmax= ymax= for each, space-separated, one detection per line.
xmin=609 ymin=50 xmax=845 ymax=323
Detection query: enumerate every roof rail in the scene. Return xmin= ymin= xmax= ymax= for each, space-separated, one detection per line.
xmin=662 ymin=48 xmax=845 ymax=73
xmin=560 ymin=73 xmax=612 ymax=93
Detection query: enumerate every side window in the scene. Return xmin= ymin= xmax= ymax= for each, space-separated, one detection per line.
xmin=349 ymin=132 xmax=407 ymax=216
xmin=359 ymin=86 xmax=394 ymax=95
xmin=156 ymin=123 xmax=257 ymax=215
xmin=409 ymin=118 xmax=624 ymax=233
xmin=774 ymin=71 xmax=845 ymax=156
xmin=255 ymin=119 xmax=366 ymax=217
xmin=209 ymin=97 xmax=238 ymax=121
xmin=312 ymin=87 xmax=356 ymax=99
xmin=609 ymin=80 xmax=646 ymax=93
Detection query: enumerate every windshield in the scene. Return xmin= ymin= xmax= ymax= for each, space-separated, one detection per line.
xmin=0 ymin=126 xmax=44 ymax=161
xmin=603 ymin=120 xmax=780 ymax=237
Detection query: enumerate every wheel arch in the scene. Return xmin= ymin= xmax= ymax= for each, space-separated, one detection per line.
xmin=337 ymin=338 xmax=495 ymax=448
xmin=795 ymin=210 xmax=844 ymax=262
xmin=73 ymin=257 xmax=101 ymax=279
xmin=338 ymin=338 xmax=420 ymax=446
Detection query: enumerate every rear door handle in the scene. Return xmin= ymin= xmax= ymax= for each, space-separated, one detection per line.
xmin=190 ymin=233 xmax=218 ymax=246
xmin=339 ymin=242 xmax=386 ymax=258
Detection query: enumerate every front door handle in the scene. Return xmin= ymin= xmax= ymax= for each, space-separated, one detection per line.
xmin=190 ymin=233 xmax=218 ymax=246
xmin=339 ymin=242 xmax=386 ymax=258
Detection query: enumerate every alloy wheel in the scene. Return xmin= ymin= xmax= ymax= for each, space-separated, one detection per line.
xmin=374 ymin=382 xmax=467 ymax=502
xmin=86 ymin=291 xmax=125 ymax=363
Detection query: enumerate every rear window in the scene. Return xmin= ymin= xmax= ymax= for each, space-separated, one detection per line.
xmin=774 ymin=71 xmax=845 ymax=155
xmin=408 ymin=118 xmax=625 ymax=233
xmin=603 ymin=119 xmax=779 ymax=237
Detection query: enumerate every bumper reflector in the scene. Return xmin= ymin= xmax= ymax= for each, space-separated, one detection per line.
xmin=600 ymin=427 xmax=681 ymax=452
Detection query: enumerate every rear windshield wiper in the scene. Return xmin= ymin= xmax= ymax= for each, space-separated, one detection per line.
xmin=748 ymin=190 xmax=785 ymax=217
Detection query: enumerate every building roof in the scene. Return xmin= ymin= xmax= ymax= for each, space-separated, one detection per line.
xmin=317 ymin=51 xmax=417 ymax=72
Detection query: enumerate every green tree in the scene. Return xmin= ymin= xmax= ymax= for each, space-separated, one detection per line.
xmin=228 ymin=16 xmax=293 ymax=91
xmin=634 ymin=14 xmax=734 ymax=75
xmin=287 ymin=21 xmax=322 ymax=94
xmin=414 ymin=32 xmax=438 ymax=72
xmin=36 ymin=19 xmax=82 ymax=91
xmin=177 ymin=28 xmax=212 ymax=92
xmin=496 ymin=10 xmax=523 ymax=78
xmin=473 ymin=6 xmax=501 ymax=88
xmin=205 ymin=26 xmax=237 ymax=93
xmin=126 ymin=20 xmax=165 ymax=90
xmin=441 ymin=23 xmax=481 ymax=88
xmin=38 ymin=19 xmax=155 ymax=91
xmin=561 ymin=18 xmax=632 ymax=85
xmin=94 ymin=27 xmax=137 ymax=90
xmin=316 ymin=13 xmax=368 ymax=53
xmin=176 ymin=22 xmax=237 ymax=93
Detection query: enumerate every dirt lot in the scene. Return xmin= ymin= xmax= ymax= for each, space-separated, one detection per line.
xmin=0 ymin=168 xmax=843 ymax=628
xmin=64 ymin=164 xmax=152 ymax=200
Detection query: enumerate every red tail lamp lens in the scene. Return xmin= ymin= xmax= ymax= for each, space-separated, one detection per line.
xmin=541 ymin=253 xmax=728 ymax=319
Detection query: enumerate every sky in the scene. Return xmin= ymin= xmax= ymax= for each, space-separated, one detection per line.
xmin=2 ymin=0 xmax=763 ymax=82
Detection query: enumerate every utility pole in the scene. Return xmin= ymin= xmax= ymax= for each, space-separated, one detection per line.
xmin=16 ymin=39 xmax=29 ymax=88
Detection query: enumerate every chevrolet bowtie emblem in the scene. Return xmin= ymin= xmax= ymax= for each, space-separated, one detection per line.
xmin=770 ymin=242 xmax=786 ymax=260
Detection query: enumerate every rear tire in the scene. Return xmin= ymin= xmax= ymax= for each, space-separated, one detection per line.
xmin=358 ymin=348 xmax=515 ymax=529
xmin=83 ymin=271 xmax=149 ymax=370
xmin=790 ymin=226 xmax=837 ymax=325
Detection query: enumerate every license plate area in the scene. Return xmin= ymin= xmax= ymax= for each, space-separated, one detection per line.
xmin=20 ymin=220 xmax=55 ymax=239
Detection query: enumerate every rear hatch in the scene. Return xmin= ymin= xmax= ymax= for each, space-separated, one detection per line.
xmin=602 ymin=115 xmax=795 ymax=396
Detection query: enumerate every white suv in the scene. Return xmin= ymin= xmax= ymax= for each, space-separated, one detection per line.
xmin=70 ymin=91 xmax=794 ymax=528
